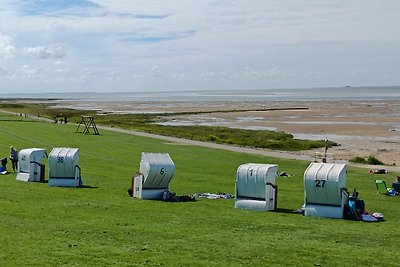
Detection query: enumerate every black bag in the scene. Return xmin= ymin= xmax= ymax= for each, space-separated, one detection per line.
xmin=344 ymin=189 xmax=364 ymax=221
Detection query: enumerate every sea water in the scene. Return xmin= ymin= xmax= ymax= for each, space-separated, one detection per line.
xmin=4 ymin=86 xmax=400 ymax=102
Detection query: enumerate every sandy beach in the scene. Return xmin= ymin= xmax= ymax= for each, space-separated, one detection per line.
xmin=46 ymin=99 xmax=400 ymax=167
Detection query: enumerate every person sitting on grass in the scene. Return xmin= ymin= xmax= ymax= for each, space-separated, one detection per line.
xmin=1 ymin=157 xmax=7 ymax=172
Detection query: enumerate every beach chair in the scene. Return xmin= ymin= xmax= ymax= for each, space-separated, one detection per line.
xmin=235 ymin=163 xmax=278 ymax=211
xmin=16 ymin=148 xmax=47 ymax=182
xmin=304 ymin=162 xmax=348 ymax=219
xmin=375 ymin=180 xmax=392 ymax=195
xmin=132 ymin=153 xmax=175 ymax=200
xmin=48 ymin=147 xmax=83 ymax=187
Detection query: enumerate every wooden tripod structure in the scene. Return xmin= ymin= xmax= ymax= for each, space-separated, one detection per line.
xmin=75 ymin=116 xmax=100 ymax=135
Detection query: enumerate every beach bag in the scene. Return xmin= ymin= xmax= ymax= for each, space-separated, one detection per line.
xmin=127 ymin=188 xmax=133 ymax=197
xmin=355 ymin=198 xmax=365 ymax=214
xmin=161 ymin=190 xmax=173 ymax=201
xmin=344 ymin=189 xmax=364 ymax=221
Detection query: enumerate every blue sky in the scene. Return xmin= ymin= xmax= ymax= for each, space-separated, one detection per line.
xmin=1 ymin=0 xmax=400 ymax=93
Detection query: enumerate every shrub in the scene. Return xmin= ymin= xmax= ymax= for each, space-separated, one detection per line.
xmin=350 ymin=156 xmax=367 ymax=164
xmin=366 ymin=156 xmax=384 ymax=165
xmin=350 ymin=155 xmax=384 ymax=165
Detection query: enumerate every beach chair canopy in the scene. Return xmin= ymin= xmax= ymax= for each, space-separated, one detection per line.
xmin=235 ymin=163 xmax=278 ymax=211
xmin=16 ymin=148 xmax=47 ymax=182
xmin=304 ymin=162 xmax=347 ymax=219
xmin=48 ymin=147 xmax=82 ymax=187
xmin=132 ymin=152 xmax=175 ymax=199
xmin=140 ymin=152 xmax=175 ymax=189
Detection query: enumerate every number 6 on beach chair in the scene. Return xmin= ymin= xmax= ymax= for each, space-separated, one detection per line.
xmin=132 ymin=153 xmax=175 ymax=200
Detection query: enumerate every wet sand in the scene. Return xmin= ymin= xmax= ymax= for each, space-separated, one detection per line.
xmin=37 ymin=99 xmax=400 ymax=166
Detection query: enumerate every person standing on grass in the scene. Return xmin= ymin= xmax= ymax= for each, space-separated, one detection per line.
xmin=10 ymin=146 xmax=18 ymax=172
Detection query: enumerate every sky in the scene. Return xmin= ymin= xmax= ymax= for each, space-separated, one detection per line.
xmin=1 ymin=0 xmax=400 ymax=93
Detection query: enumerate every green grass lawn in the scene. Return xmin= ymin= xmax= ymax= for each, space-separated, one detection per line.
xmin=0 ymin=112 xmax=399 ymax=266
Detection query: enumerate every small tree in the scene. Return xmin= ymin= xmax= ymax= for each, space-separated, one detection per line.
xmin=350 ymin=155 xmax=384 ymax=165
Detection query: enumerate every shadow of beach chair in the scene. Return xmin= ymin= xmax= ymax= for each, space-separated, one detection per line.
xmin=235 ymin=163 xmax=278 ymax=211
xmin=132 ymin=152 xmax=175 ymax=200
xmin=304 ymin=162 xmax=348 ymax=219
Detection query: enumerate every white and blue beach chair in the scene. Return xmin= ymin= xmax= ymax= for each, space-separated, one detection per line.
xmin=304 ymin=162 xmax=348 ymax=219
xmin=48 ymin=147 xmax=82 ymax=187
xmin=132 ymin=152 xmax=175 ymax=200
xmin=16 ymin=148 xmax=47 ymax=182
xmin=235 ymin=163 xmax=278 ymax=211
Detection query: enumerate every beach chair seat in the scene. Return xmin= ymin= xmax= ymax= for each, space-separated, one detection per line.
xmin=304 ymin=162 xmax=347 ymax=219
xmin=235 ymin=163 xmax=278 ymax=212
xmin=132 ymin=153 xmax=175 ymax=200
xmin=375 ymin=179 xmax=390 ymax=194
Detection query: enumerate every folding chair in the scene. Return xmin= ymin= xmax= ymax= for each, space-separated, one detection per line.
xmin=375 ymin=180 xmax=392 ymax=195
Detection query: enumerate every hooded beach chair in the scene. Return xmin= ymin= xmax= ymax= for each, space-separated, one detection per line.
xmin=235 ymin=163 xmax=278 ymax=211
xmin=48 ymin=147 xmax=83 ymax=187
xmin=16 ymin=148 xmax=47 ymax=182
xmin=132 ymin=153 xmax=175 ymax=200
xmin=304 ymin=162 xmax=348 ymax=219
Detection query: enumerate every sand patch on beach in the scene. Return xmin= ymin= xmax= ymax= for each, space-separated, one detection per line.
xmin=49 ymin=99 xmax=400 ymax=166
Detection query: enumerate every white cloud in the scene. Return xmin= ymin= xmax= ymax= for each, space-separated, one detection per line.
xmin=106 ymin=70 xmax=121 ymax=81
xmin=19 ymin=65 xmax=41 ymax=80
xmin=0 ymin=66 xmax=6 ymax=78
xmin=244 ymin=67 xmax=285 ymax=80
xmin=22 ymin=46 xmax=66 ymax=59
xmin=0 ymin=32 xmax=17 ymax=58
xmin=54 ymin=67 xmax=70 ymax=73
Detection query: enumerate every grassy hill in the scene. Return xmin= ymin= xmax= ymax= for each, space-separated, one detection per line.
xmin=0 ymin=112 xmax=399 ymax=266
